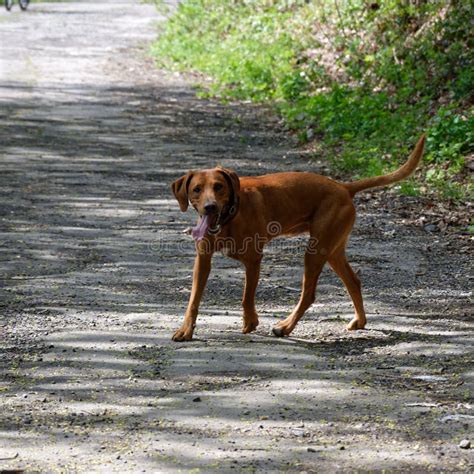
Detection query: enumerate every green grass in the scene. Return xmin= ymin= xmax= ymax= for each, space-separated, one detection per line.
xmin=152 ymin=0 xmax=473 ymax=201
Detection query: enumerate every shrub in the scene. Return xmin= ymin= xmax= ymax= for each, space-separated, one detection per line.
xmin=153 ymin=0 xmax=473 ymax=200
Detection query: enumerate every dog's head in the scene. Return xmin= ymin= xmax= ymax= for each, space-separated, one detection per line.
xmin=171 ymin=167 xmax=240 ymax=240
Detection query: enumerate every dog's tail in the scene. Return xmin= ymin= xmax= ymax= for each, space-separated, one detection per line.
xmin=344 ymin=134 xmax=426 ymax=197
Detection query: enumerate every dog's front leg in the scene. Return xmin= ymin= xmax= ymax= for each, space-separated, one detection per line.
xmin=241 ymin=257 xmax=262 ymax=334
xmin=172 ymin=248 xmax=213 ymax=342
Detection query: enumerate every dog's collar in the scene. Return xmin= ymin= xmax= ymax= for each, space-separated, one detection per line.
xmin=209 ymin=172 xmax=240 ymax=234
xmin=219 ymin=196 xmax=239 ymax=226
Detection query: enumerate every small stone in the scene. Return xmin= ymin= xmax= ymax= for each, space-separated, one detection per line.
xmin=413 ymin=375 xmax=447 ymax=382
xmin=291 ymin=428 xmax=306 ymax=437
xmin=424 ymin=223 xmax=439 ymax=233
xmin=459 ymin=439 xmax=470 ymax=449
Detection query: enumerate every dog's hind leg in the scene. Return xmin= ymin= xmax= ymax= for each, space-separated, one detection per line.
xmin=272 ymin=203 xmax=355 ymax=337
xmin=272 ymin=249 xmax=327 ymax=337
xmin=328 ymin=248 xmax=366 ymax=330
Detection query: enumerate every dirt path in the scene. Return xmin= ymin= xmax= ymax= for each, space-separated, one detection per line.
xmin=0 ymin=1 xmax=472 ymax=472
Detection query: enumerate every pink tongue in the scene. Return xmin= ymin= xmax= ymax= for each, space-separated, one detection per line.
xmin=192 ymin=215 xmax=211 ymax=241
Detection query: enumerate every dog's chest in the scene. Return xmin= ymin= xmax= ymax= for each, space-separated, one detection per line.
xmin=215 ymin=237 xmax=238 ymax=258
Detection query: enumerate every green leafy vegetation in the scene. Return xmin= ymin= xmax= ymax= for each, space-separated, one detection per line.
xmin=152 ymin=0 xmax=473 ymax=200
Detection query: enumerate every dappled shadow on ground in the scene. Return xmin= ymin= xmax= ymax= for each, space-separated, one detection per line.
xmin=1 ymin=36 xmax=472 ymax=474
xmin=1 ymin=322 xmax=472 ymax=472
xmin=0 ymin=78 xmax=292 ymax=318
xmin=1 ymin=75 xmax=473 ymax=470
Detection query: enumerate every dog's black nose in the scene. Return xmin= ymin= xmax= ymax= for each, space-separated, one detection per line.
xmin=204 ymin=203 xmax=218 ymax=214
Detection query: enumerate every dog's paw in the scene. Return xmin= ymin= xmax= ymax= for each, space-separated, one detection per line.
xmin=273 ymin=325 xmax=293 ymax=337
xmin=242 ymin=319 xmax=259 ymax=334
xmin=272 ymin=326 xmax=285 ymax=337
xmin=172 ymin=327 xmax=194 ymax=342
xmin=346 ymin=317 xmax=366 ymax=331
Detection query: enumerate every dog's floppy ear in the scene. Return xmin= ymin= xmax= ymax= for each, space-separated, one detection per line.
xmin=217 ymin=167 xmax=240 ymax=196
xmin=171 ymin=172 xmax=194 ymax=212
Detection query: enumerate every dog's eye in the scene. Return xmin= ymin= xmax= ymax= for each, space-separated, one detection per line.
xmin=214 ymin=183 xmax=224 ymax=192
xmin=193 ymin=186 xmax=201 ymax=193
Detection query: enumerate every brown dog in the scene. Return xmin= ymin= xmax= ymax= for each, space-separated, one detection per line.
xmin=171 ymin=135 xmax=425 ymax=341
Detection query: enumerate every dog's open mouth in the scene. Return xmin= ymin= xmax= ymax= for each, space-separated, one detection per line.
xmin=192 ymin=213 xmax=219 ymax=241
